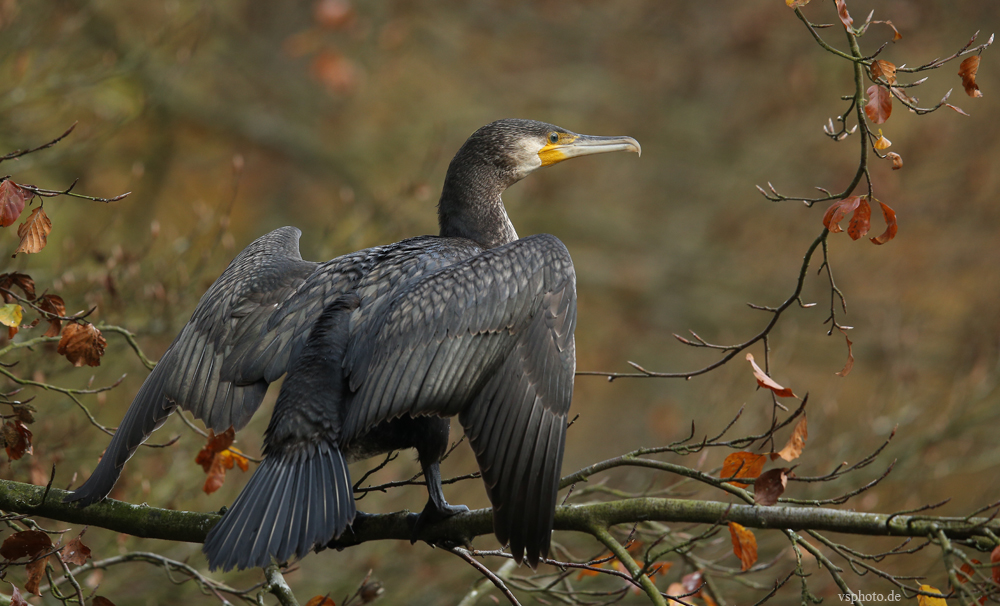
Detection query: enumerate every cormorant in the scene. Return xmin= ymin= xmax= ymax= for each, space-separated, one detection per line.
xmin=66 ymin=119 xmax=640 ymax=571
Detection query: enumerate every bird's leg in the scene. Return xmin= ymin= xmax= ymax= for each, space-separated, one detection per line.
xmin=409 ymin=418 xmax=469 ymax=539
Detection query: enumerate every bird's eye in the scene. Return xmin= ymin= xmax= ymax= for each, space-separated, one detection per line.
xmin=548 ymin=132 xmax=559 ymax=144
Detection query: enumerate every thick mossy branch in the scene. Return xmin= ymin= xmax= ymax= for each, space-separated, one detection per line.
xmin=1 ymin=480 xmax=997 ymax=552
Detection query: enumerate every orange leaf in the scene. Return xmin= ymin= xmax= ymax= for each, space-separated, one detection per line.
xmin=61 ymin=533 xmax=92 ymax=566
xmin=3 ymin=419 xmax=33 ymax=460
xmin=25 ymin=556 xmax=48 ymax=595
xmin=204 ymin=454 xmax=229 ymax=494
xmin=13 ymin=206 xmax=52 ymax=256
xmin=865 ymin=86 xmax=893 ymax=124
xmin=775 ymin=415 xmax=808 ymax=462
xmin=958 ymin=56 xmax=983 ymax=98
xmin=310 ymin=51 xmax=358 ymax=95
xmin=836 ymin=329 xmax=854 ymax=377
xmin=753 ymin=468 xmax=790 ymax=506
xmin=835 ymin=0 xmax=852 ymax=30
xmin=886 ymin=152 xmax=903 ymax=170
xmin=720 ymin=452 xmax=767 ymax=488
xmin=870 ymin=201 xmax=898 ymax=245
xmin=0 ymin=529 xmax=51 ymax=560
xmin=958 ymin=559 xmax=981 ymax=584
xmin=847 ymin=196 xmax=871 ymax=240
xmin=870 ymin=60 xmax=897 ymax=85
xmin=728 ymin=523 xmax=758 ymax=571
xmin=0 ymin=179 xmax=29 ymax=228
xmin=666 ymin=583 xmax=687 ymax=598
xmin=57 ymin=323 xmax=107 ymax=367
xmin=746 ymin=353 xmax=797 ymax=398
xmin=305 ymin=597 xmax=337 ymax=606
xmin=874 ymin=130 xmax=892 ymax=150
xmin=37 ymin=294 xmax=66 ymax=337
xmin=873 ymin=20 xmax=903 ymax=41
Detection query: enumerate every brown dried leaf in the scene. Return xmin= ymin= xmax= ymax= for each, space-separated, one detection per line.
xmin=746 ymin=353 xmax=797 ymax=398
xmin=720 ymin=452 xmax=767 ymax=488
xmin=836 ymin=329 xmax=855 ymax=377
xmin=754 ymin=468 xmax=790 ymax=506
xmin=681 ymin=570 xmax=703 ymax=594
xmin=195 ymin=428 xmax=248 ymax=494
xmin=945 ymin=103 xmax=971 ymax=117
xmin=37 ymin=294 xmax=66 ymax=337
xmin=870 ymin=201 xmax=898 ymax=245
xmin=195 ymin=427 xmax=237 ymax=472
xmin=870 ymin=60 xmax=897 ymax=85
xmin=9 ymin=584 xmax=28 ymax=606
xmin=822 ymin=196 xmax=861 ymax=234
xmin=25 ymin=555 xmax=47 ymax=595
xmin=305 ymin=597 xmax=337 ymax=606
xmin=917 ymin=585 xmax=947 ymax=606
xmin=4 ymin=419 xmax=33 ymax=460
xmin=847 ymin=196 xmax=871 ymax=240
xmin=0 ymin=529 xmax=52 ymax=560
xmin=873 ymin=20 xmax=902 ymax=41
xmin=958 ymin=56 xmax=983 ymax=98
xmin=958 ymin=559 xmax=981 ymax=584
xmin=728 ymin=523 xmax=758 ymax=571
xmin=865 ymin=85 xmax=893 ymax=124
xmin=13 ymin=206 xmax=52 ymax=256
xmin=0 ymin=179 xmax=29 ymax=228
xmin=93 ymin=597 xmax=117 ymax=606
xmin=0 ymin=272 xmax=35 ymax=301
xmin=886 ymin=152 xmax=903 ymax=170
xmin=835 ymin=0 xmax=853 ymax=30
xmin=61 ymin=533 xmax=92 ymax=566
xmin=776 ymin=415 xmax=808 ymax=462
xmin=57 ymin=323 xmax=107 ymax=367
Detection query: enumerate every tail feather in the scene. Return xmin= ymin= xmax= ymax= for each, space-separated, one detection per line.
xmin=203 ymin=442 xmax=355 ymax=571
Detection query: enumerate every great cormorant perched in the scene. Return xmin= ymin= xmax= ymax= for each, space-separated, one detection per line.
xmin=66 ymin=119 xmax=640 ymax=571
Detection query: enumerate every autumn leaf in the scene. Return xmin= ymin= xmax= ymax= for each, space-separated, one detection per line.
xmin=774 ymin=415 xmax=808 ymax=462
xmin=9 ymin=585 xmax=28 ymax=606
xmin=61 ymin=533 xmax=92 ymax=566
xmin=0 ymin=179 xmax=30 ymax=228
xmin=93 ymin=597 xmax=117 ymax=606
xmin=836 ymin=329 xmax=854 ymax=377
xmin=835 ymin=0 xmax=852 ymax=30
xmin=992 ymin=545 xmax=1000 ymax=584
xmin=874 ymin=129 xmax=892 ymax=150
xmin=311 ymin=51 xmax=358 ymax=95
xmin=25 ymin=556 xmax=48 ymax=595
xmin=746 ymin=353 xmax=797 ymax=398
xmin=958 ymin=56 xmax=983 ymax=98
xmin=720 ymin=452 xmax=767 ymax=488
xmin=0 ymin=303 xmax=22 ymax=328
xmin=886 ymin=152 xmax=903 ymax=170
xmin=870 ymin=60 xmax=897 ymax=85
xmin=305 ymin=597 xmax=337 ymax=606
xmin=728 ymin=523 xmax=758 ymax=571
xmin=754 ymin=468 xmax=790 ymax=506
xmin=3 ymin=419 xmax=33 ymax=460
xmin=0 ymin=272 xmax=35 ymax=302
xmin=13 ymin=205 xmax=52 ymax=256
xmin=847 ymin=196 xmax=871 ymax=240
xmin=57 ymin=323 xmax=107 ymax=367
xmin=314 ymin=0 xmax=353 ymax=29
xmin=958 ymin=559 xmax=981 ymax=583
xmin=785 ymin=0 xmax=811 ymax=7
xmin=873 ymin=20 xmax=903 ymax=41
xmin=917 ymin=585 xmax=947 ymax=606
xmin=870 ymin=201 xmax=898 ymax=245
xmin=195 ymin=427 xmax=249 ymax=494
xmin=865 ymin=86 xmax=892 ymax=124
xmin=0 ymin=529 xmax=52 ymax=560
xmin=37 ymin=294 xmax=66 ymax=337
xmin=681 ymin=570 xmax=704 ymax=594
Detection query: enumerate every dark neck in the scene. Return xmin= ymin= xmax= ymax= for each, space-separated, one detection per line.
xmin=437 ymin=153 xmax=518 ymax=250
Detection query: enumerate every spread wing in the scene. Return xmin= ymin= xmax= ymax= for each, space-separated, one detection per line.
xmin=68 ymin=227 xmax=324 ymax=505
xmin=343 ymin=233 xmax=577 ymax=566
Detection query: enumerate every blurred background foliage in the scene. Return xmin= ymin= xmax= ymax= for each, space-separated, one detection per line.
xmin=1 ymin=0 xmax=998 ymax=603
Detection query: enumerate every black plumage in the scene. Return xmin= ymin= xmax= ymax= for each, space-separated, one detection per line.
xmin=65 ymin=119 xmax=640 ymax=571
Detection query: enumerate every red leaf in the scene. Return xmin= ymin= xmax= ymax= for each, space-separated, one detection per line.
xmin=847 ymin=196 xmax=871 ymax=240
xmin=0 ymin=179 xmax=29 ymax=228
xmin=3 ymin=419 xmax=33 ymax=460
xmin=958 ymin=56 xmax=983 ymax=98
xmin=835 ymin=0 xmax=853 ymax=30
xmin=305 ymin=597 xmax=337 ymax=606
xmin=746 ymin=353 xmax=797 ymax=398
xmin=61 ymin=533 xmax=92 ymax=566
xmin=991 ymin=546 xmax=1000 ymax=584
xmin=822 ymin=196 xmax=862 ymax=234
xmin=9 ymin=585 xmax=28 ymax=606
xmin=720 ymin=452 xmax=767 ymax=488
xmin=870 ymin=201 xmax=898 ymax=245
xmin=865 ymin=85 xmax=893 ymax=124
